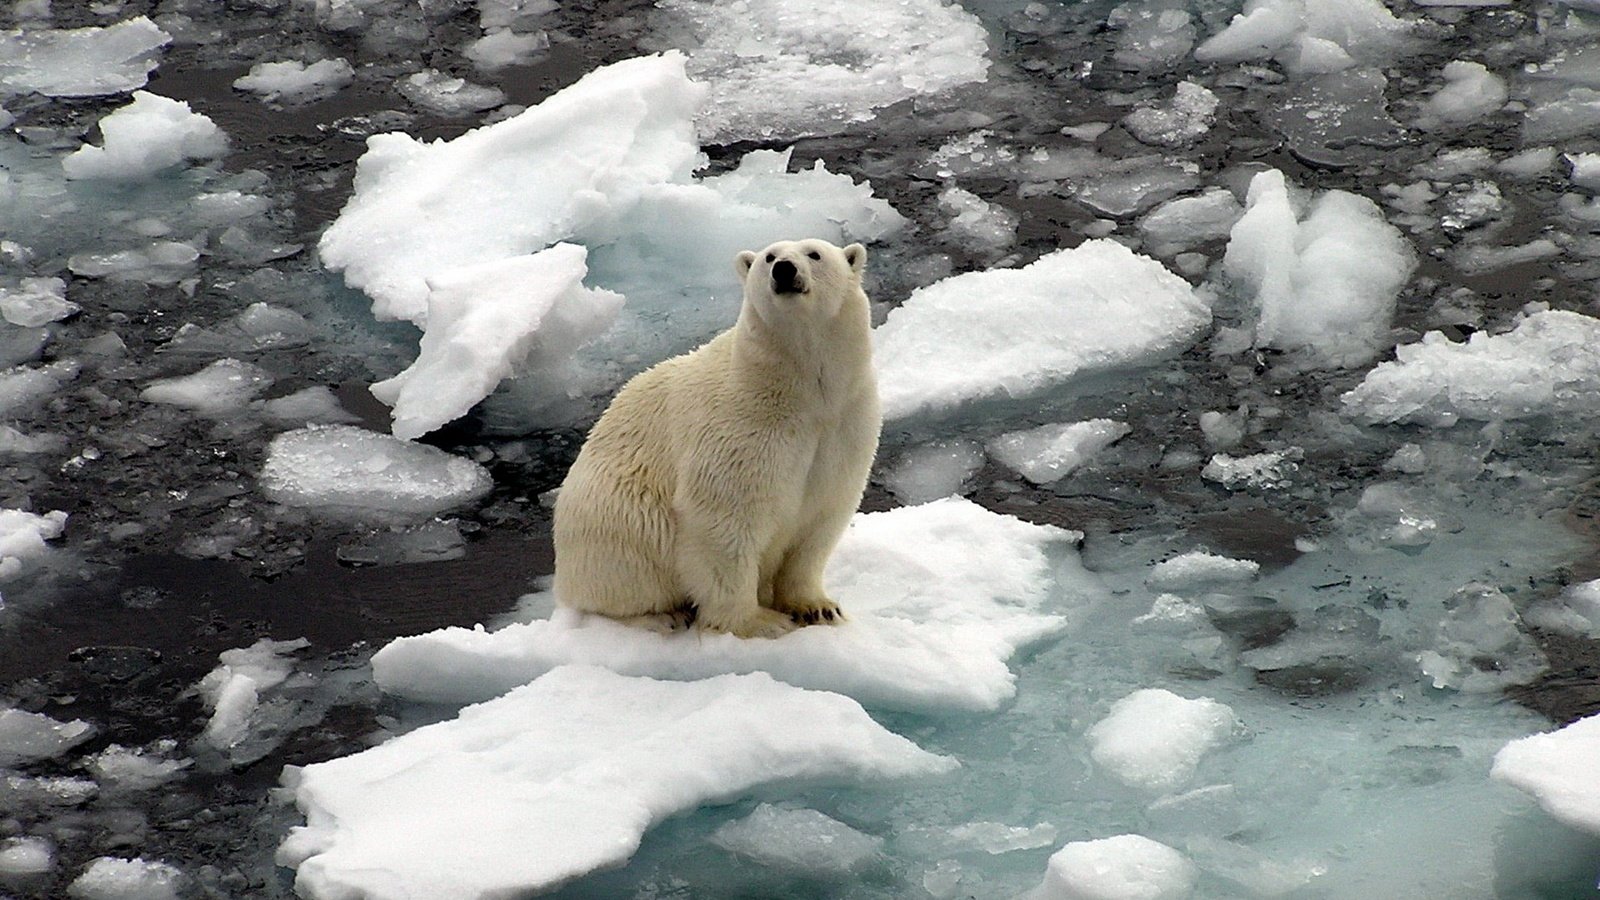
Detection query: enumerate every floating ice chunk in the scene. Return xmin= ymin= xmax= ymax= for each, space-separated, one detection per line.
xmin=1417 ymin=583 xmax=1544 ymax=692
xmin=1523 ymin=87 xmax=1600 ymax=143
xmin=657 ymin=0 xmax=989 ymax=143
xmin=161 ymin=303 xmax=314 ymax=356
xmin=885 ymin=440 xmax=984 ymax=504
xmin=0 ymin=508 xmax=68 ymax=582
xmin=373 ymin=498 xmax=1093 ymax=712
xmin=466 ymin=30 xmax=548 ymax=70
xmin=1568 ymin=152 xmax=1600 ymax=191
xmin=1449 ymin=238 xmax=1561 ymax=276
xmin=194 ymin=637 xmax=310 ymax=757
xmin=1222 ymin=169 xmax=1414 ymax=368
xmin=1497 ymin=147 xmax=1557 ymax=179
xmin=1074 ymin=157 xmax=1201 ymax=218
xmin=0 ymin=425 xmax=64 ymax=455
xmin=1439 ymin=180 xmax=1505 ymax=232
xmin=1525 ymin=579 xmax=1600 ymax=638
xmin=397 ymin=69 xmax=506 ymax=116
xmin=0 ymin=277 xmax=78 ymax=327
xmin=947 ymin=821 xmax=1059 ymax=854
xmin=84 ymin=742 xmax=191 ymax=792
xmin=1342 ymin=310 xmax=1600 ymax=426
xmin=710 ymin=804 xmax=883 ymax=874
xmin=258 ymin=387 xmax=362 ymax=426
xmin=62 ymin=92 xmax=227 ymax=181
xmin=1416 ymin=61 xmax=1507 ymax=129
xmin=67 ymin=240 xmax=200 ymax=285
xmin=1087 ymin=689 xmax=1239 ymax=792
xmin=1031 ymin=835 xmax=1196 ymax=900
xmin=480 ymin=0 xmax=558 ymax=30
xmin=0 ymin=17 xmax=170 ymax=98
xmin=1202 ymin=449 xmax=1299 ymax=490
xmin=1194 ymin=0 xmax=1412 ymax=75
xmin=1146 ymin=551 xmax=1259 ymax=592
xmin=278 ymin=666 xmax=955 ymax=899
xmin=1197 ymin=407 xmax=1246 ymax=450
xmin=1122 ymin=81 xmax=1219 ymax=147
xmin=0 ymin=361 xmax=78 ymax=418
xmin=260 ymin=425 xmax=493 ymax=517
xmin=938 ymin=186 xmax=1019 ymax=255
xmin=987 ymin=420 xmax=1130 ymax=485
xmin=1137 ymin=188 xmax=1243 ymax=256
xmin=875 ymin=240 xmax=1208 ymax=421
xmin=66 ymin=857 xmax=183 ymax=900
xmin=233 ymin=59 xmax=355 ymax=104
xmin=1109 ymin=1 xmax=1197 ymax=70
xmin=1261 ymin=68 xmax=1406 ymax=167
xmin=1492 ymin=713 xmax=1600 ymax=836
xmin=0 ymin=707 xmax=93 ymax=767
xmin=0 ymin=836 xmax=52 ymax=876
xmin=140 ymin=359 xmax=273 ymax=415
xmin=370 ymin=244 xmax=625 ymax=440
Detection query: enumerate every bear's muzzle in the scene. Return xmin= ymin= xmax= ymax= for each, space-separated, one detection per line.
xmin=771 ymin=259 xmax=806 ymax=294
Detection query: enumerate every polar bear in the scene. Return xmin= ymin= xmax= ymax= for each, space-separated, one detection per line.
xmin=552 ymin=239 xmax=880 ymax=638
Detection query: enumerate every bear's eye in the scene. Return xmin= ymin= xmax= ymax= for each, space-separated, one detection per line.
xmin=765 ymin=253 xmax=775 ymax=263
xmin=807 ymin=251 xmax=821 ymax=260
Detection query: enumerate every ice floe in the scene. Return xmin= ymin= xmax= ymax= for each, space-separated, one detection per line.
xmin=1193 ymin=0 xmax=1412 ymax=75
xmin=884 ymin=440 xmax=984 ymax=505
xmin=62 ymin=92 xmax=228 ymax=182
xmin=194 ymin=637 xmax=311 ymax=763
xmin=0 ymin=17 xmax=170 ymax=98
xmin=1493 ymin=713 xmax=1600 ymax=836
xmin=1086 ymin=689 xmax=1240 ymax=792
xmin=1146 ymin=551 xmax=1259 ymax=592
xmin=373 ymin=497 xmax=1096 ymax=711
xmin=0 ymin=508 xmax=67 ymax=582
xmin=278 ymin=665 xmax=954 ymax=899
xmin=1342 ymin=309 xmax=1600 ymax=426
xmin=709 ymin=804 xmax=883 ymax=875
xmin=874 ymin=240 xmax=1209 ymax=421
xmin=259 ymin=425 xmax=492 ymax=517
xmin=987 ymin=420 xmax=1130 ymax=485
xmin=233 ymin=59 xmax=355 ymax=104
xmin=140 ymin=359 xmax=273 ymax=416
xmin=0 ymin=707 xmax=93 ymax=767
xmin=1030 ymin=835 xmax=1196 ymax=900
xmin=66 ymin=856 xmax=183 ymax=900
xmin=0 ymin=277 xmax=78 ymax=327
xmin=1415 ymin=61 xmax=1507 ymax=130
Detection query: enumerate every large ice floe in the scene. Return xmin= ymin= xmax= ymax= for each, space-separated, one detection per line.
xmin=319 ymin=51 xmax=903 ymax=435
xmin=650 ymin=0 xmax=990 ymax=143
xmin=0 ymin=17 xmax=170 ymax=98
xmin=873 ymin=240 xmax=1210 ymax=421
xmin=1193 ymin=0 xmax=1413 ymax=75
xmin=277 ymin=665 xmax=955 ymax=900
xmin=1342 ymin=309 xmax=1600 ymax=426
xmin=1220 ymin=169 xmax=1415 ymax=369
xmin=374 ymin=497 xmax=1097 ymax=711
xmin=1493 ymin=713 xmax=1600 ymax=836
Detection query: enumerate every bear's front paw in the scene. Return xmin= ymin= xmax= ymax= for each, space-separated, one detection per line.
xmin=783 ymin=597 xmax=845 ymax=626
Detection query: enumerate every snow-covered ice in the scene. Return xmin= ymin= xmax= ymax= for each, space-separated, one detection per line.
xmin=65 ymin=857 xmax=182 ymax=900
xmin=0 ymin=17 xmax=170 ymax=98
xmin=0 ymin=508 xmax=67 ymax=581
xmin=373 ymin=498 xmax=1095 ymax=711
xmin=884 ymin=440 xmax=984 ymax=504
xmin=1492 ymin=713 xmax=1600 ymax=836
xmin=62 ymin=92 xmax=227 ymax=182
xmin=655 ymin=0 xmax=990 ymax=143
xmin=1416 ymin=61 xmax=1507 ymax=130
xmin=233 ymin=59 xmax=355 ymax=104
xmin=1526 ymin=578 xmax=1600 ymax=638
xmin=369 ymin=244 xmax=625 ymax=440
xmin=709 ymin=804 xmax=883 ymax=874
xmin=140 ymin=359 xmax=272 ymax=415
xmin=396 ymin=69 xmax=506 ymax=116
xmin=1146 ymin=551 xmax=1259 ymax=592
xmin=1221 ymin=169 xmax=1414 ymax=368
xmin=874 ymin=240 xmax=1209 ymax=421
xmin=1193 ymin=0 xmax=1412 ymax=75
xmin=987 ymin=420 xmax=1130 ymax=485
xmin=194 ymin=637 xmax=310 ymax=759
xmin=1201 ymin=449 xmax=1300 ymax=490
xmin=0 ymin=707 xmax=94 ymax=767
xmin=0 ymin=836 xmax=52 ymax=876
xmin=84 ymin=742 xmax=191 ymax=793
xmin=277 ymin=665 xmax=954 ymax=899
xmin=1031 ymin=835 xmax=1196 ymax=900
xmin=1086 ymin=689 xmax=1240 ymax=792
xmin=259 ymin=426 xmax=493 ymax=517
xmin=1122 ymin=81 xmax=1218 ymax=148
xmin=1342 ymin=310 xmax=1600 ymax=426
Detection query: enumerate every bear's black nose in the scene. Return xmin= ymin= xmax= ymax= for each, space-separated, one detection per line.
xmin=771 ymin=259 xmax=799 ymax=293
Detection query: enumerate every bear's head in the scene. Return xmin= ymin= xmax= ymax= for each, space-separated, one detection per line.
xmin=735 ymin=239 xmax=866 ymax=324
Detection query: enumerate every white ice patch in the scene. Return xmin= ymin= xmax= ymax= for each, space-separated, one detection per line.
xmin=1492 ymin=713 xmax=1600 ymax=836
xmin=1122 ymin=80 xmax=1219 ymax=147
xmin=0 ymin=362 xmax=78 ymax=418
xmin=140 ymin=359 xmax=272 ymax=415
xmin=874 ymin=240 xmax=1209 ymax=421
xmin=257 ymin=387 xmax=362 ymax=427
xmin=232 ymin=59 xmax=355 ymax=104
xmin=396 ymin=69 xmax=506 ymax=116
xmin=655 ymin=0 xmax=990 ymax=143
xmin=0 ymin=17 xmax=170 ymax=98
xmin=1137 ymin=188 xmax=1243 ymax=257
xmin=987 ymin=420 xmax=1130 ymax=485
xmin=1193 ymin=0 xmax=1412 ymax=76
xmin=369 ymin=244 xmax=625 ymax=440
xmin=84 ymin=742 xmax=192 ymax=792
xmin=277 ymin=666 xmax=954 ymax=900
xmin=373 ymin=497 xmax=1095 ymax=712
xmin=1416 ymin=61 xmax=1507 ymax=130
xmin=938 ymin=185 xmax=1019 ymax=255
xmin=66 ymin=856 xmax=183 ymax=900
xmin=884 ymin=440 xmax=984 ymax=504
xmin=1146 ymin=551 xmax=1260 ymax=592
xmin=0 ymin=707 xmax=94 ymax=767
xmin=1087 ymin=689 xmax=1240 ymax=792
xmin=709 ymin=804 xmax=883 ymax=874
xmin=194 ymin=637 xmax=309 ymax=756
xmin=1525 ymin=578 xmax=1600 ymax=638
xmin=467 ymin=30 xmax=549 ymax=71
xmin=0 ymin=836 xmax=52 ymax=876
xmin=0 ymin=277 xmax=78 ymax=327
xmin=1030 ymin=835 xmax=1197 ymax=900
xmin=62 ymin=92 xmax=227 ymax=181
xmin=1341 ymin=310 xmax=1600 ymax=426
xmin=1201 ymin=449 xmax=1299 ymax=490
xmin=1221 ymin=169 xmax=1414 ymax=368
xmin=259 ymin=425 xmax=493 ymax=517
xmin=0 ymin=508 xmax=68 ymax=582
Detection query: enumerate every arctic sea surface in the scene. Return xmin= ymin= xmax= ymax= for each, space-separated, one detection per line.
xmin=2 ymin=0 xmax=1600 ymax=898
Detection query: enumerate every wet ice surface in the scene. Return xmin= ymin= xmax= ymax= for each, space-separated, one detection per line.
xmin=1 ymin=0 xmax=1600 ymax=898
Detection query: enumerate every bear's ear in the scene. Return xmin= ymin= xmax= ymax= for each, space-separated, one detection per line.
xmin=843 ymin=243 xmax=867 ymax=277
xmin=735 ymin=250 xmax=757 ymax=281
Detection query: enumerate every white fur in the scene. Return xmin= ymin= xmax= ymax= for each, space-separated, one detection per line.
xmin=553 ymin=239 xmax=880 ymax=638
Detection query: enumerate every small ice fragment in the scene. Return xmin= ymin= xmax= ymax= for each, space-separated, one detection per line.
xmin=0 ymin=836 xmax=53 ymax=876
xmin=1416 ymin=61 xmax=1507 ymax=129
xmin=938 ymin=186 xmax=1019 ymax=254
xmin=1122 ymin=81 xmax=1219 ymax=147
xmin=140 ymin=359 xmax=273 ymax=415
xmin=195 ymin=637 xmax=310 ymax=755
xmin=258 ymin=386 xmax=362 ymax=426
xmin=0 ymin=277 xmax=79 ymax=327
xmin=986 ymin=419 xmax=1129 ymax=485
xmin=709 ymin=804 xmax=882 ymax=874
xmin=66 ymin=857 xmax=183 ymax=900
xmin=1137 ymin=188 xmax=1243 ymax=256
xmin=1146 ymin=551 xmax=1259 ymax=592
xmin=1032 ymin=834 xmax=1197 ymax=900
xmin=947 ymin=820 xmax=1058 ymax=853
xmin=62 ymin=92 xmax=227 ymax=181
xmin=0 ymin=707 xmax=94 ymax=767
xmin=67 ymin=241 xmax=200 ymax=285
xmin=0 ymin=509 xmax=69 ymax=581
xmin=1196 ymin=407 xmax=1245 ymax=450
xmin=260 ymin=425 xmax=493 ymax=517
xmin=233 ymin=59 xmax=354 ymax=104
xmin=396 ymin=69 xmax=506 ymax=115
xmin=1086 ymin=689 xmax=1239 ymax=792
xmin=885 ymin=440 xmax=984 ymax=503
xmin=1418 ymin=583 xmax=1544 ymax=692
xmin=1202 ymin=450 xmax=1299 ymax=490
xmin=84 ymin=742 xmax=192 ymax=792
xmin=467 ymin=30 xmax=549 ymax=71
